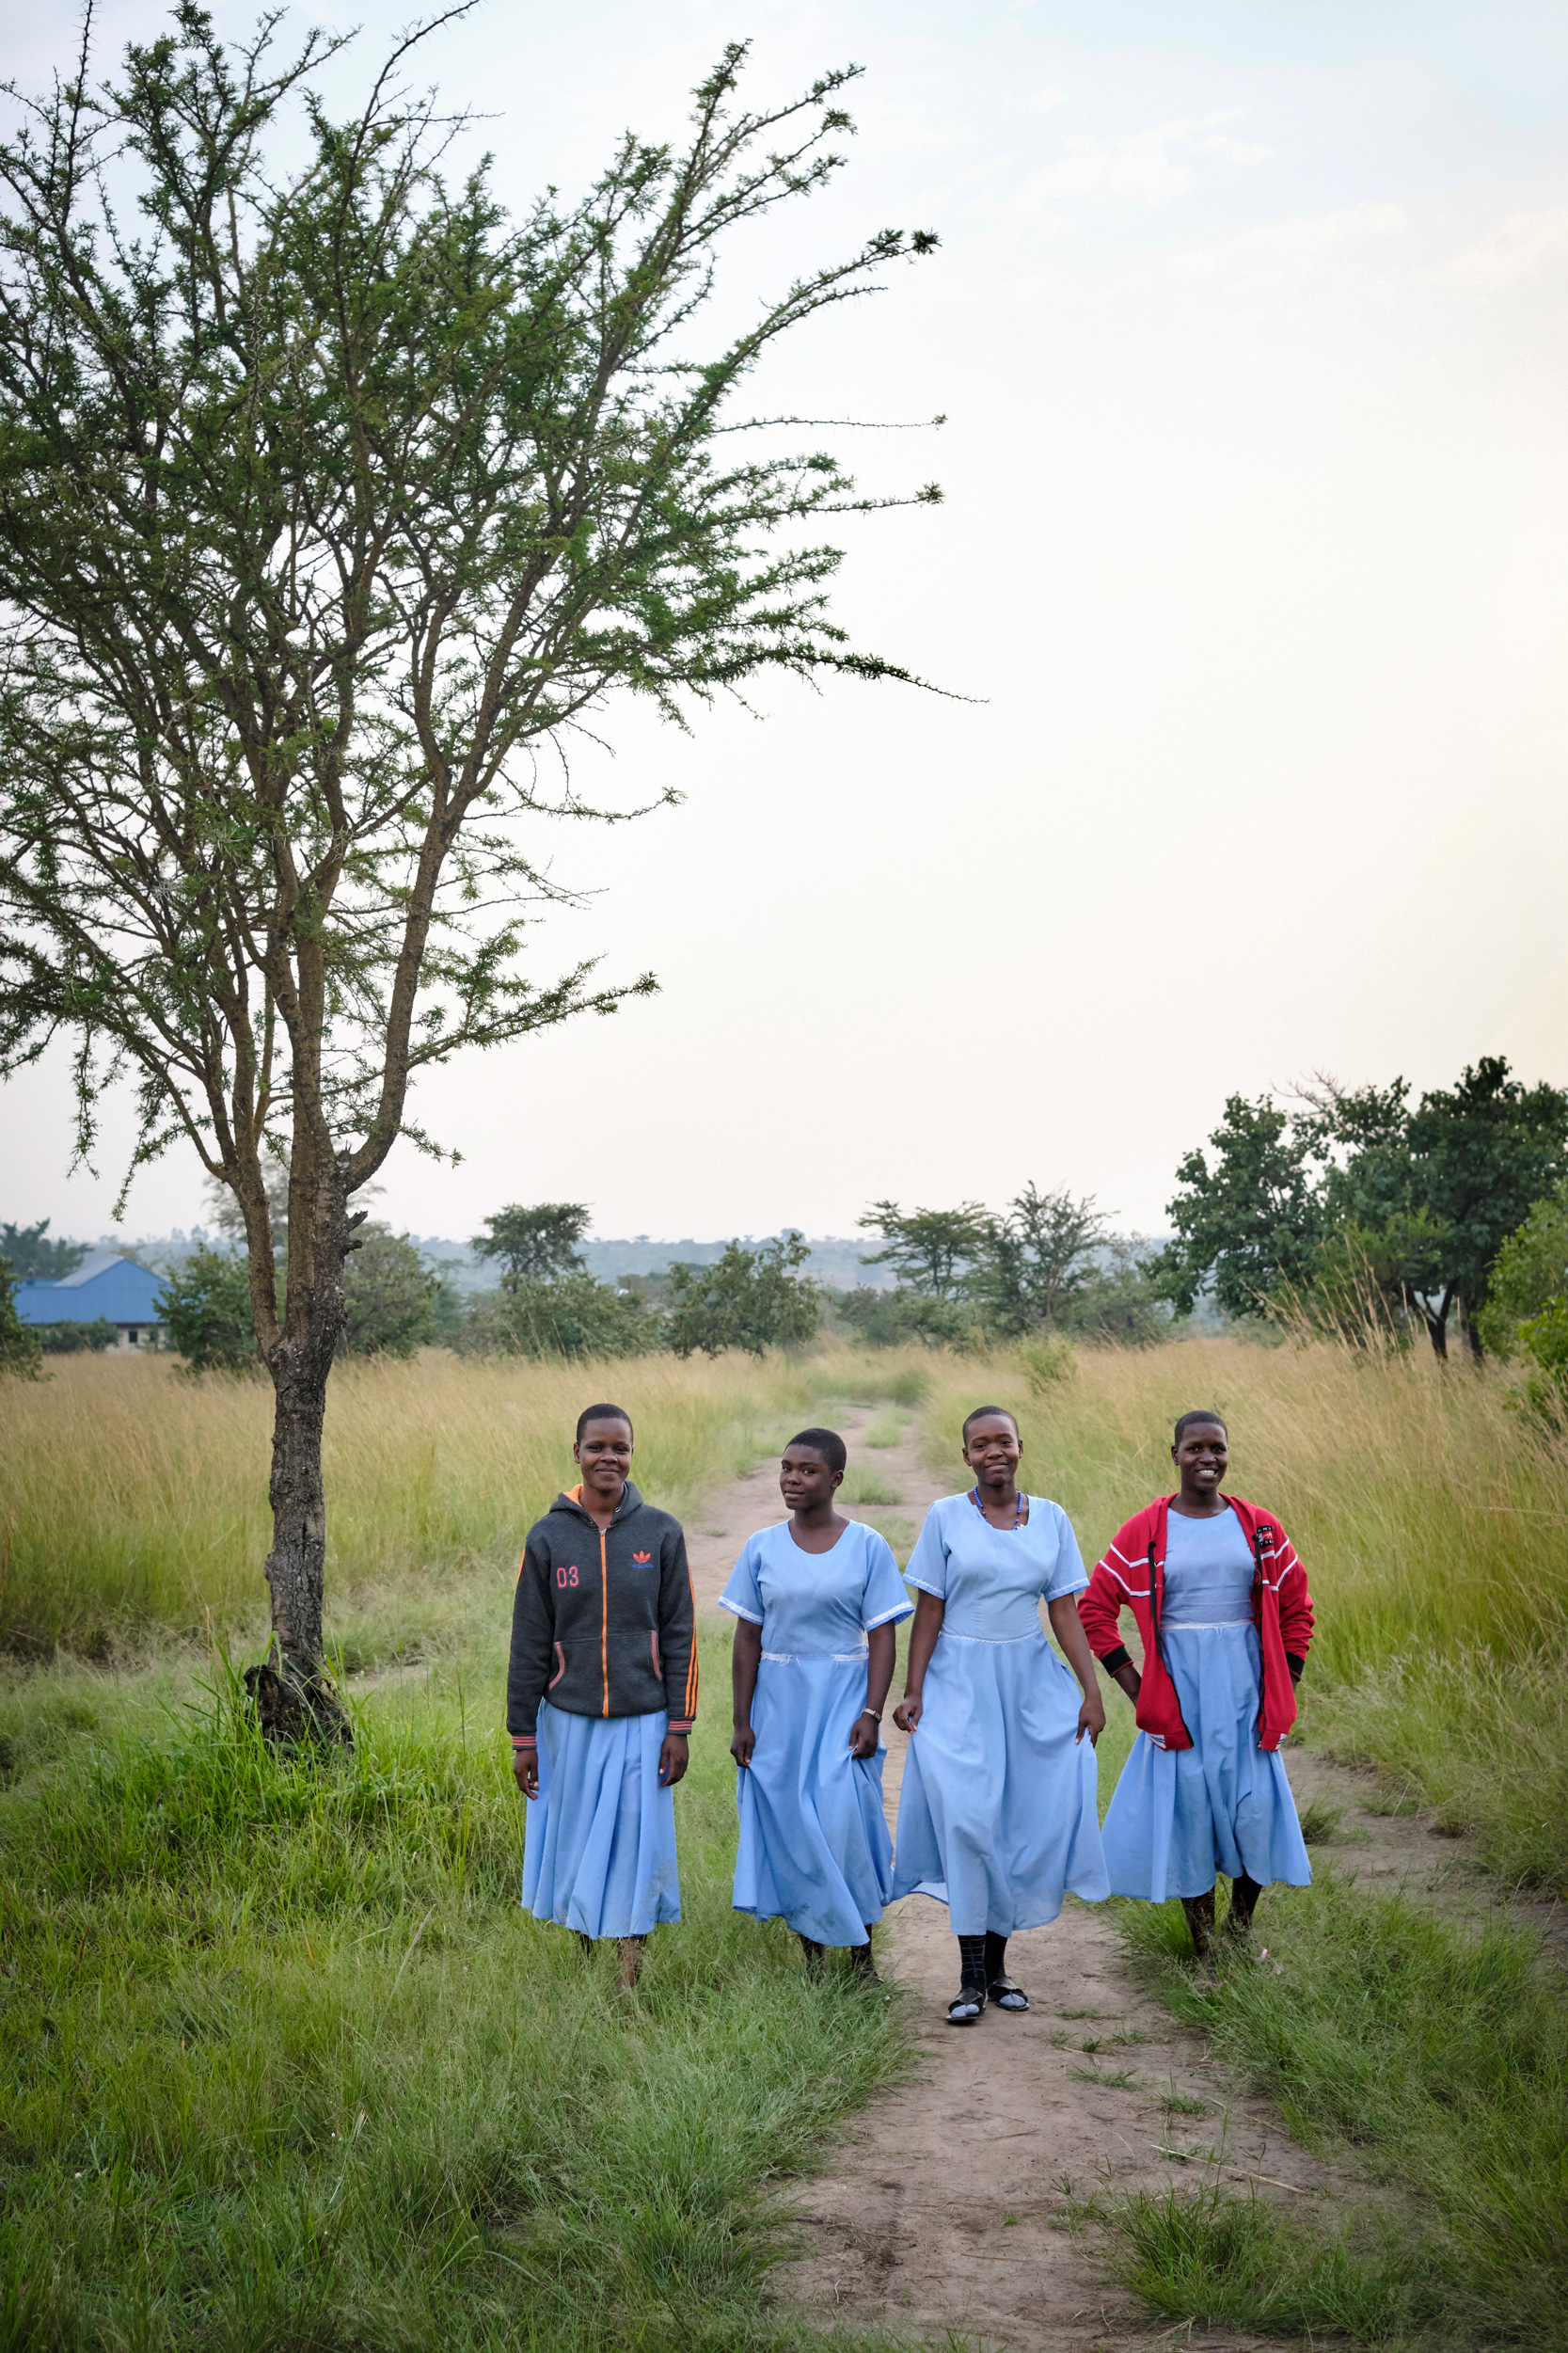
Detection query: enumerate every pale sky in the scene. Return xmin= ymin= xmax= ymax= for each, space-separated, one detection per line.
xmin=5 ymin=0 xmax=1567 ymax=1244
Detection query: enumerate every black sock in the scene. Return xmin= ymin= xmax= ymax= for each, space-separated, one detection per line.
xmin=984 ymin=1930 xmax=1007 ymax=1982
xmin=958 ymin=1933 xmax=988 ymax=1991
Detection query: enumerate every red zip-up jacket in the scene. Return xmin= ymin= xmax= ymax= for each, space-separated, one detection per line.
xmin=1078 ymin=1494 xmax=1313 ymax=1753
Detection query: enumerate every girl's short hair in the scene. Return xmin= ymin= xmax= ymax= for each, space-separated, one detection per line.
xmin=1173 ymin=1408 xmax=1227 ymax=1444
xmin=962 ymin=1404 xmax=1020 ymax=1443
xmin=577 ymin=1402 xmax=634 ymax=1444
xmin=785 ymin=1426 xmax=847 ymax=1475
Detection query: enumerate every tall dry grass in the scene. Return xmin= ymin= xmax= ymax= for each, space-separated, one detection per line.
xmin=0 ymin=1348 xmax=828 ymax=1652
xmin=917 ymin=1332 xmax=1568 ymax=1676
xmin=919 ymin=1332 xmax=1568 ymax=1882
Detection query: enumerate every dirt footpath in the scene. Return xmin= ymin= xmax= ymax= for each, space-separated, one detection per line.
xmin=683 ymin=1412 xmax=1336 ymax=2353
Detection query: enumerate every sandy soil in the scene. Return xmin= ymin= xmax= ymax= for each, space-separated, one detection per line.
xmin=683 ymin=1410 xmax=1340 ymax=2353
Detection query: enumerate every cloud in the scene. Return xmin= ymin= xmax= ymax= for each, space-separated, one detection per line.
xmin=1030 ymin=86 xmax=1069 ymax=113
xmin=1018 ymin=110 xmax=1272 ymax=211
xmin=1175 ymin=202 xmax=1406 ymax=286
xmin=1449 ymin=208 xmax=1568 ymax=291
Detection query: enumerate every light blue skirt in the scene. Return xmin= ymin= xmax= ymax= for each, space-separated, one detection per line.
xmin=522 ymin=1700 xmax=680 ymax=1938
xmin=1101 ymin=1625 xmax=1312 ymax=1902
xmin=892 ymin=1628 xmax=1110 ymax=1934
xmin=734 ymin=1653 xmax=895 ymax=1948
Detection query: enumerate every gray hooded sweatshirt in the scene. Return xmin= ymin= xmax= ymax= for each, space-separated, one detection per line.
xmin=507 ymin=1479 xmax=697 ymax=1740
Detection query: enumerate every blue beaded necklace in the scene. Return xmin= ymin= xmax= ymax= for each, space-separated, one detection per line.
xmin=969 ymin=1484 xmax=1025 ymax=1530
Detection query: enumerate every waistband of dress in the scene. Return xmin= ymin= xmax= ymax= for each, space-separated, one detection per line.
xmin=937 ymin=1627 xmax=1043 ymax=1646
xmin=1162 ymin=1618 xmax=1253 ymax=1630
xmin=760 ymin=1646 xmax=869 ymax=1663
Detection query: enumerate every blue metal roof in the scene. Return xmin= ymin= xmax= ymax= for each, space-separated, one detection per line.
xmin=15 ymin=1256 xmax=167 ymax=1327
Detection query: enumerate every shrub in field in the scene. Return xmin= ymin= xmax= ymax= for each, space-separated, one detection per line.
xmin=157 ymin=1245 xmax=260 ymax=1375
xmin=832 ymin=1282 xmax=972 ymax=1348
xmin=1477 ymin=1183 xmax=1568 ymax=1356
xmin=0 ymin=1252 xmax=40 ymax=1377
xmin=339 ymin=1226 xmax=437 ymax=1359
xmin=455 ymin=1273 xmax=661 ymax=1360
xmin=34 ymin=1316 xmax=120 ymax=1354
xmin=666 ymin=1232 xmax=820 ymax=1358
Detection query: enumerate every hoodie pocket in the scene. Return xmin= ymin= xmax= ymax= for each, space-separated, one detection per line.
xmin=650 ymin=1630 xmax=661 ymax=1679
xmin=548 ymin=1641 xmax=566 ymax=1691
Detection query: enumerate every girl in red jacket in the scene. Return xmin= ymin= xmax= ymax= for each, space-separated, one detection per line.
xmin=1079 ymin=1411 xmax=1313 ymax=1966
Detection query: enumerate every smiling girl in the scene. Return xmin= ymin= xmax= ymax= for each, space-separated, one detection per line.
xmin=1080 ymin=1410 xmax=1314 ymax=1969
xmin=721 ymin=1428 xmax=912 ymax=1979
xmin=892 ymin=1407 xmax=1108 ymax=2025
xmin=508 ymin=1404 xmax=697 ymax=1993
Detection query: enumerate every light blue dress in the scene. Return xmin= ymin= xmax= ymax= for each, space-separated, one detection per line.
xmin=523 ymin=1702 xmax=680 ymax=1938
xmin=720 ymin=1520 xmax=913 ymax=1947
xmin=893 ymin=1492 xmax=1110 ymax=1934
xmin=1100 ymin=1509 xmax=1312 ymax=1902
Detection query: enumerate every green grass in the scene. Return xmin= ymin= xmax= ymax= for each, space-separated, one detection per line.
xmin=860 ymin=1413 xmax=905 ymax=1450
xmin=1102 ymin=1871 xmax=1568 ymax=2347
xmin=1307 ymin=1649 xmax=1568 ymax=1891
xmin=837 ymin=1468 xmax=901 ymax=1508
xmin=0 ymin=1630 xmax=912 ymax=2352
xmin=1100 ymin=2180 xmax=1424 ymax=2346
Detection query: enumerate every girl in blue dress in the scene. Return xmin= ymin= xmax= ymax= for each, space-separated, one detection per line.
xmin=509 ymin=1405 xmax=698 ymax=1995
xmin=892 ymin=1407 xmax=1109 ymax=2025
xmin=1083 ymin=1411 xmax=1314 ymax=1972
xmin=721 ymin=1427 xmax=912 ymax=1979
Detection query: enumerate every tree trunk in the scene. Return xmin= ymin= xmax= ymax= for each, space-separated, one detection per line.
xmin=1421 ymin=1281 xmax=1457 ymax=1360
xmin=255 ymin=1164 xmax=356 ymax=1746
xmin=260 ymin=1352 xmax=349 ymax=1741
xmin=1459 ymin=1298 xmax=1485 ymax=1363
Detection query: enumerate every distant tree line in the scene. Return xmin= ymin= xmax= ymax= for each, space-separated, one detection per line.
xmin=11 ymin=1048 xmax=1568 ymax=1394
xmin=839 ymin=1187 xmax=1166 ymax=1348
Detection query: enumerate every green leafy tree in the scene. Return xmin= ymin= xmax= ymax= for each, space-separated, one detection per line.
xmin=857 ymin=1200 xmax=990 ymax=1300
xmin=1402 ymin=1058 xmax=1568 ymax=1359
xmin=0 ymin=14 xmax=938 ymax=1732
xmin=0 ymin=1253 xmax=41 ymax=1376
xmin=339 ymin=1226 xmax=436 ymax=1359
xmin=1150 ymin=1096 xmax=1324 ymax=1320
xmin=157 ymin=1247 xmax=258 ymax=1374
xmin=1476 ymin=1185 xmax=1568 ymax=1358
xmin=471 ymin=1203 xmax=590 ymax=1290
xmin=1306 ymin=1210 xmax=1451 ymax=1344
xmin=1157 ymin=1061 xmax=1568 ymax=1358
xmin=973 ymin=1184 xmax=1109 ymax=1333
xmin=1062 ymin=1236 xmax=1169 ymax=1346
xmin=0 ymin=1219 xmax=87 ymax=1280
xmin=667 ymin=1232 xmax=820 ymax=1357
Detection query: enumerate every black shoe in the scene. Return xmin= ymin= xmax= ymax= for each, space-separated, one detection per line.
xmin=988 ymin=1975 xmax=1028 ymax=2011
xmin=947 ymin=1982 xmax=987 ymax=2025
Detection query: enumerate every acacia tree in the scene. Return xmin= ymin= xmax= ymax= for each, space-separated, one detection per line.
xmin=0 ymin=7 xmax=940 ymax=1732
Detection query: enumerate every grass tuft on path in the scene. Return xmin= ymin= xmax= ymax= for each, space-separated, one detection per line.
xmin=1102 ymin=1872 xmax=1568 ymax=2348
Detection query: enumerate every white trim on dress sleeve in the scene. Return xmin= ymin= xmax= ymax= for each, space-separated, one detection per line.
xmin=717 ymin=1596 xmax=764 ymax=1624
xmin=903 ymin=1575 xmax=945 ymax=1599
xmin=863 ymin=1599 xmax=914 ymax=1630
